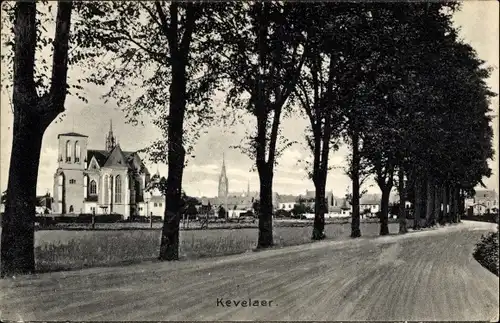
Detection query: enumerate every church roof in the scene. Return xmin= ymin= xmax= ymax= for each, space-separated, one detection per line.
xmin=104 ymin=145 xmax=128 ymax=167
xmin=88 ymin=150 xmax=109 ymax=166
xmin=359 ymin=197 xmax=380 ymax=205
xmin=58 ymin=132 xmax=88 ymax=138
xmin=87 ymin=148 xmax=147 ymax=173
xmin=475 ymin=190 xmax=497 ymax=200
xmin=276 ymin=194 xmax=298 ymax=204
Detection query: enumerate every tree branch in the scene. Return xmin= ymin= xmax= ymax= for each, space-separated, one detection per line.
xmin=267 ymin=107 xmax=282 ymax=167
xmin=13 ymin=1 xmax=38 ymax=107
xmin=48 ymin=1 xmax=73 ymax=112
xmin=179 ymin=4 xmax=197 ymax=58
xmin=279 ymin=41 xmax=309 ymax=108
xmin=154 ymin=1 xmax=175 ymax=51
xmin=139 ymin=2 xmax=162 ymax=30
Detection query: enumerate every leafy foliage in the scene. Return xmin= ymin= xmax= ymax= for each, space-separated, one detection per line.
xmin=1 ymin=1 xmax=94 ymax=120
xmin=72 ymin=2 xmax=228 ymax=164
xmin=215 ymin=2 xmax=309 ymax=171
xmin=473 ymin=231 xmax=499 ymax=276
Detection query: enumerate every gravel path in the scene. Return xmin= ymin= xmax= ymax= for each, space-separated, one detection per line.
xmin=0 ymin=220 xmax=498 ymax=321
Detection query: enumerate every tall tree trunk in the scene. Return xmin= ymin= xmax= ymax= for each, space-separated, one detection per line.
xmin=159 ymin=63 xmax=187 ymax=261
xmin=312 ymin=169 xmax=327 ymax=240
xmin=457 ymin=188 xmax=464 ymax=223
xmin=350 ymin=131 xmax=361 ymax=238
xmin=425 ymin=175 xmax=435 ymax=227
xmin=1 ymin=112 xmax=44 ymax=276
xmin=257 ymin=167 xmax=274 ymax=248
xmin=398 ymin=167 xmax=407 ymax=234
xmin=441 ymin=184 xmax=448 ymax=224
xmin=433 ymin=182 xmax=441 ymax=226
xmin=451 ymin=185 xmax=459 ymax=223
xmin=413 ymin=175 xmax=423 ymax=230
xmin=448 ymin=185 xmax=456 ymax=223
xmin=380 ymin=185 xmax=391 ymax=236
xmin=1 ymin=1 xmax=73 ymax=278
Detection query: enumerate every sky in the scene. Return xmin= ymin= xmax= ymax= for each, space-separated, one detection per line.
xmin=0 ymin=1 xmax=499 ymax=198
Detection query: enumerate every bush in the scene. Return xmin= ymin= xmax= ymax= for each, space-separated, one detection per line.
xmin=473 ymin=230 xmax=499 ymax=276
xmin=275 ymin=209 xmax=291 ymax=218
xmin=36 ymin=214 xmax=124 ymax=224
xmin=462 ymin=213 xmax=499 ymax=224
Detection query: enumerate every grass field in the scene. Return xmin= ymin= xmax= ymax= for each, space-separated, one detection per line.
xmin=1 ymin=222 xmax=400 ymax=272
xmin=34 ymin=217 xmax=385 ymax=230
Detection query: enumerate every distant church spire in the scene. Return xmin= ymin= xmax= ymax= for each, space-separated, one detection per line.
xmin=218 ymin=153 xmax=228 ymax=199
xmin=105 ymin=119 xmax=116 ymax=152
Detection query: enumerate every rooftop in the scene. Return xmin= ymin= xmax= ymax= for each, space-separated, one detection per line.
xmin=57 ymin=132 xmax=88 ymax=138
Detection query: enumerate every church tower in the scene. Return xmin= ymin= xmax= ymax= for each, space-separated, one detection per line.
xmin=218 ymin=153 xmax=228 ymax=199
xmin=105 ymin=119 xmax=116 ymax=152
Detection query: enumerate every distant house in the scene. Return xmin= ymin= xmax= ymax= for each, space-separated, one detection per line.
xmin=148 ymin=195 xmax=165 ymax=218
xmin=36 ymin=193 xmax=53 ymax=211
xmin=296 ymin=190 xmax=344 ymax=213
xmin=471 ymin=203 xmax=488 ymax=216
xmin=359 ymin=197 xmax=380 ymax=215
xmin=229 ymin=206 xmax=252 ymax=218
xmin=469 ymin=190 xmax=498 ymax=215
xmin=277 ymin=195 xmax=297 ymax=211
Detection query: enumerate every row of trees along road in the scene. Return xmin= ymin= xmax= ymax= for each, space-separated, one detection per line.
xmin=0 ymin=1 xmax=495 ymax=277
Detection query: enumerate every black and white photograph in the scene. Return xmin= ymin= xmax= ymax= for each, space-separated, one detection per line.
xmin=0 ymin=0 xmax=498 ymax=321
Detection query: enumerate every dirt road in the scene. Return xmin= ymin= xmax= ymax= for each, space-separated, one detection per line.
xmin=0 ymin=221 xmax=498 ymax=321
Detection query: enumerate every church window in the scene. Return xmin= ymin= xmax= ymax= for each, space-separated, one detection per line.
xmin=154 ymin=202 xmax=158 ymax=207
xmin=69 ymin=205 xmax=74 ymax=213
xmin=103 ymin=175 xmax=109 ymax=204
xmin=69 ymin=179 xmax=76 ymax=184
xmin=65 ymin=140 xmax=72 ymax=162
xmin=159 ymin=203 xmax=162 ymax=207
xmin=74 ymin=141 xmax=81 ymax=163
xmin=90 ymin=180 xmax=97 ymax=195
xmin=115 ymin=175 xmax=122 ymax=203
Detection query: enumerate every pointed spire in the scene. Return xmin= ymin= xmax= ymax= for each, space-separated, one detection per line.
xmin=221 ymin=152 xmax=227 ymax=175
xmin=218 ymin=152 xmax=228 ymax=199
xmin=105 ymin=119 xmax=117 ymax=152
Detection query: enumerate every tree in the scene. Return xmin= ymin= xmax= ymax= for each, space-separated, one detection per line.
xmin=75 ymin=2 xmax=227 ymax=260
xmin=293 ymin=5 xmax=344 ymax=240
xmin=354 ymin=5 xmax=420 ymax=236
xmin=292 ymin=202 xmax=313 ymax=216
xmin=1 ymin=1 xmax=73 ymax=277
xmin=218 ymin=206 xmax=227 ymax=219
xmin=183 ymin=196 xmax=200 ymax=219
xmin=332 ymin=4 xmax=383 ymax=238
xmin=217 ymin=2 xmax=310 ymax=248
xmin=1 ymin=191 xmax=7 ymax=205
xmin=404 ymin=12 xmax=495 ymax=227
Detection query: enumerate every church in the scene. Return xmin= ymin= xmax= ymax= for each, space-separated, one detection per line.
xmin=52 ymin=121 xmax=152 ymax=219
xmin=203 ymin=154 xmax=278 ymax=217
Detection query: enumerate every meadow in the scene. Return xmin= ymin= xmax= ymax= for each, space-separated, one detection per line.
xmin=0 ymin=222 xmax=401 ymax=272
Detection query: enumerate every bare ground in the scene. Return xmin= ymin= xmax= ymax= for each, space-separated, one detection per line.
xmin=0 ymin=220 xmax=498 ymax=321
